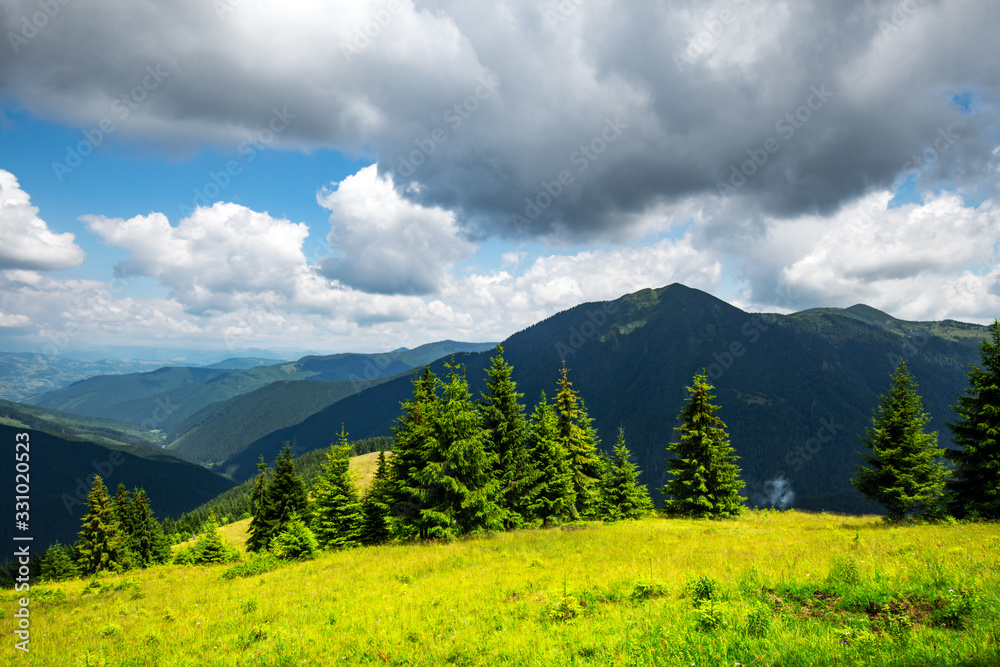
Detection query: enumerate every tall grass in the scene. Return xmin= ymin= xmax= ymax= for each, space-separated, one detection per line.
xmin=3 ymin=511 xmax=998 ymax=666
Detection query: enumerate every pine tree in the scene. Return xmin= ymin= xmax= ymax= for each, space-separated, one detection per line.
xmin=247 ymin=456 xmax=272 ymax=552
xmin=311 ymin=425 xmax=362 ymax=550
xmin=271 ymin=514 xmax=320 ymax=560
xmin=389 ymin=366 xmax=440 ymax=539
xmin=853 ymin=361 xmax=947 ymax=521
xmin=947 ymin=320 xmax=1000 ymax=519
xmin=662 ymin=372 xmax=746 ymax=518
xmin=358 ymin=450 xmax=392 ymax=546
xmin=480 ymin=346 xmax=540 ymax=529
xmin=40 ymin=542 xmax=78 ymax=582
xmin=430 ymin=358 xmax=502 ymax=536
xmin=75 ymin=476 xmax=131 ymax=574
xmin=554 ymin=365 xmax=603 ymax=519
xmin=598 ymin=427 xmax=654 ymax=521
xmin=129 ymin=488 xmax=171 ymax=566
xmin=191 ymin=513 xmax=239 ymax=564
xmin=525 ymin=392 xmax=575 ymax=525
xmin=264 ymin=444 xmax=309 ymax=549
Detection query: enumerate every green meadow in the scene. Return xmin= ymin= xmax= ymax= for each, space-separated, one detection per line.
xmin=4 ymin=511 xmax=999 ymax=666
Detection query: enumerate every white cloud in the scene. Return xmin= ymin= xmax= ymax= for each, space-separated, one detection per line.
xmin=83 ymin=203 xmax=311 ymax=311
xmin=0 ymin=170 xmax=85 ymax=271
xmin=317 ymin=165 xmax=475 ymax=295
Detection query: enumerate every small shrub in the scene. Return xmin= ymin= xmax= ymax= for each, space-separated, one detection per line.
xmin=98 ymin=623 xmax=123 ymax=638
xmin=826 ymin=555 xmax=862 ymax=588
xmin=631 ymin=580 xmax=668 ymax=601
xmin=693 ymin=601 xmax=725 ymax=632
xmin=548 ymin=594 xmax=581 ymax=621
xmin=684 ymin=574 xmax=720 ymax=604
xmin=269 ymin=517 xmax=318 ymax=560
xmin=220 ymin=554 xmax=285 ymax=581
xmin=933 ymin=589 xmax=980 ymax=629
xmin=744 ymin=602 xmax=772 ymax=637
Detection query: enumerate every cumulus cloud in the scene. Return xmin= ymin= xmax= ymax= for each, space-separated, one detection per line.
xmin=0 ymin=170 xmax=85 ymax=271
xmin=317 ymin=165 xmax=475 ymax=295
xmin=82 ymin=203 xmax=310 ymax=311
xmin=3 ymin=0 xmax=997 ymax=244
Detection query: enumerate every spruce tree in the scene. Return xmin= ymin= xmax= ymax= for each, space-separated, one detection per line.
xmin=40 ymin=542 xmax=78 ymax=582
xmin=853 ymin=361 xmax=947 ymax=520
xmin=947 ymin=320 xmax=1000 ymax=519
xmin=554 ymin=365 xmax=603 ymax=519
xmin=75 ymin=476 xmax=131 ymax=574
xmin=264 ymin=444 xmax=309 ymax=547
xmin=358 ymin=450 xmax=392 ymax=545
xmin=525 ymin=392 xmax=575 ymax=525
xmin=129 ymin=488 xmax=171 ymax=566
xmin=480 ymin=346 xmax=540 ymax=529
xmin=192 ymin=514 xmax=239 ymax=564
xmin=662 ymin=372 xmax=745 ymax=518
xmin=598 ymin=427 xmax=654 ymax=521
xmin=389 ymin=366 xmax=440 ymax=539
xmin=311 ymin=425 xmax=362 ymax=550
xmin=247 ymin=456 xmax=272 ymax=552
xmin=271 ymin=514 xmax=319 ymax=560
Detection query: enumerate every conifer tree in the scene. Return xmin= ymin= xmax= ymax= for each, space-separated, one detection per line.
xmin=947 ymin=320 xmax=1000 ymax=519
xmin=554 ymin=365 xmax=603 ymax=518
xmin=247 ymin=456 xmax=272 ymax=552
xmin=311 ymin=425 xmax=362 ymax=549
xmin=598 ymin=427 xmax=654 ymax=521
xmin=358 ymin=450 xmax=392 ymax=545
xmin=662 ymin=372 xmax=746 ymax=518
xmin=129 ymin=488 xmax=171 ymax=566
xmin=389 ymin=366 xmax=440 ymax=539
xmin=853 ymin=361 xmax=947 ymax=520
xmin=480 ymin=346 xmax=540 ymax=529
xmin=525 ymin=391 xmax=575 ymax=525
xmin=271 ymin=513 xmax=319 ymax=560
xmin=191 ymin=513 xmax=239 ymax=564
xmin=264 ymin=444 xmax=309 ymax=547
xmin=75 ymin=476 xmax=131 ymax=574
xmin=40 ymin=542 xmax=78 ymax=582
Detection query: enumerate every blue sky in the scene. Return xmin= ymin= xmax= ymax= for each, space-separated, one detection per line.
xmin=0 ymin=0 xmax=998 ymax=358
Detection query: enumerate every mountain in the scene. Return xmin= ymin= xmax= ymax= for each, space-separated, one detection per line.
xmin=166 ymin=380 xmax=393 ymax=467
xmin=0 ymin=352 xmax=189 ymax=402
xmin=202 ymin=357 xmax=290 ymax=370
xmin=221 ymin=284 xmax=987 ymax=513
xmin=25 ymin=341 xmax=496 ymax=433
xmin=0 ymin=424 xmax=235 ymax=551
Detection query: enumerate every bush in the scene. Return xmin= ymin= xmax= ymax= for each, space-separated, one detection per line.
xmin=826 ymin=555 xmax=862 ymax=589
xmin=684 ymin=574 xmax=721 ymax=603
xmin=220 ymin=554 xmax=286 ymax=581
xmin=743 ymin=602 xmax=772 ymax=637
xmin=270 ymin=517 xmax=319 ymax=560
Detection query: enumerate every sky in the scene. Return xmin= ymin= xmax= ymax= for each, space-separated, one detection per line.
xmin=0 ymin=0 xmax=998 ymax=358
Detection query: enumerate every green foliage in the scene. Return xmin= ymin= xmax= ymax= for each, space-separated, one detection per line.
xmin=547 ymin=594 xmax=582 ymax=621
xmin=358 ymin=450 xmax=392 ymax=546
xmin=220 ymin=553 xmax=286 ymax=581
xmin=246 ymin=456 xmax=271 ymax=553
xmin=525 ymin=392 xmax=576 ymax=526
xmin=480 ymin=346 xmax=541 ymax=529
xmin=39 ymin=542 xmax=78 ymax=582
xmin=554 ymin=365 xmax=603 ymax=518
xmin=743 ymin=601 xmax=772 ymax=637
xmin=853 ymin=361 xmax=948 ymax=520
xmin=270 ymin=515 xmax=319 ymax=560
xmin=948 ymin=319 xmax=1000 ymax=519
xmin=826 ymin=555 xmax=862 ymax=589
xmin=932 ymin=588 xmax=981 ymax=629
xmin=310 ymin=426 xmax=362 ymax=550
xmin=662 ymin=373 xmax=746 ymax=518
xmin=389 ymin=366 xmax=440 ymax=539
xmin=246 ymin=445 xmax=309 ymax=552
xmin=75 ymin=475 xmax=132 ymax=575
xmin=684 ymin=574 xmax=721 ymax=603
xmin=190 ymin=514 xmax=239 ymax=565
xmin=597 ymin=427 xmax=654 ymax=521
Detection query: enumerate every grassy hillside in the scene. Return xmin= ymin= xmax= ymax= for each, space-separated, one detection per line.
xmin=166 ymin=381 xmax=391 ymax=467
xmin=5 ymin=512 xmax=998 ymax=665
xmin=225 ymin=285 xmax=987 ymax=512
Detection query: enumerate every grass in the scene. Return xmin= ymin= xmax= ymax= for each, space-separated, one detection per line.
xmin=3 ymin=511 xmax=998 ymax=666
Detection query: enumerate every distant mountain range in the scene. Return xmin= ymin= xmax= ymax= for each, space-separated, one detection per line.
xmin=218 ymin=285 xmax=988 ymax=513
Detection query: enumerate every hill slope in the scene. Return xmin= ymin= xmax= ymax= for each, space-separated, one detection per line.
xmin=223 ymin=284 xmax=987 ymax=513
xmin=0 ymin=424 xmax=235 ymax=551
